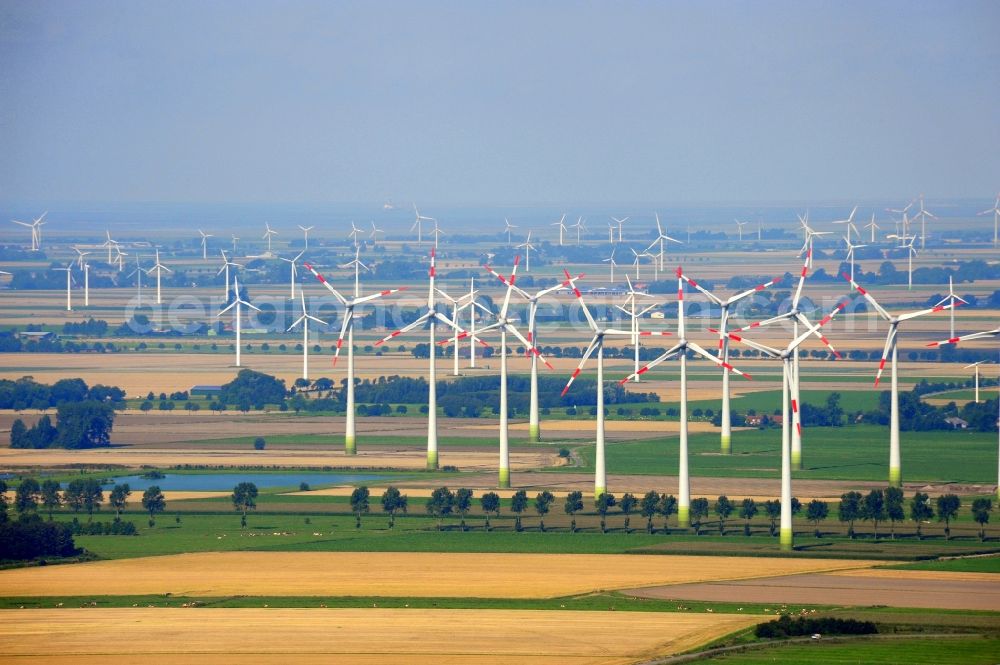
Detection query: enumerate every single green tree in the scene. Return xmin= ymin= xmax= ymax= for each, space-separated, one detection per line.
xmin=690 ymin=497 xmax=710 ymax=535
xmin=619 ymin=493 xmax=637 ymax=534
xmin=40 ymin=480 xmax=61 ymax=519
xmin=936 ymin=494 xmax=961 ymax=540
xmin=806 ymin=499 xmax=828 ymax=538
xmin=861 ymin=489 xmax=886 ymax=540
xmin=640 ymin=491 xmax=661 ymax=534
xmin=455 ymin=488 xmax=473 ymax=531
xmin=141 ymin=486 xmax=166 ymax=527
xmin=108 ymin=483 xmax=131 ymax=522
xmin=534 ymin=491 xmax=554 ymax=532
xmin=885 ymin=487 xmax=905 ymax=539
xmin=0 ymin=479 xmax=7 ymax=522
xmin=564 ymin=491 xmax=584 ymax=533
xmin=480 ymin=491 xmax=500 ymax=531
xmin=658 ymin=493 xmax=678 ymax=534
xmin=714 ymin=495 xmax=734 ymax=535
xmin=838 ymin=491 xmax=863 ymax=539
xmin=426 ymin=487 xmax=454 ymax=530
xmin=909 ymin=491 xmax=934 ymax=540
xmin=739 ymin=498 xmax=757 ymax=536
xmin=971 ymin=498 xmax=992 ymax=542
xmin=510 ymin=490 xmax=528 ymax=532
xmin=253 ymin=437 xmax=266 ymax=450
xmin=232 ymin=482 xmax=258 ymax=527
xmin=380 ymin=486 xmax=407 ymax=528
xmin=595 ymin=493 xmax=616 ymax=533
xmin=14 ymin=478 xmax=41 ymax=514
xmin=763 ymin=499 xmax=781 ymax=537
xmin=350 ymin=486 xmax=370 ymax=529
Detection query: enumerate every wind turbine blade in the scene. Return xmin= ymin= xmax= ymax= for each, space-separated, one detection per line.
xmin=302 ymin=262 xmax=347 ymax=305
xmin=561 ymin=335 xmax=600 ymax=396
xmin=688 ymin=341 xmax=751 ymax=378
xmin=874 ymin=326 xmax=897 ymax=387
xmin=353 ymin=285 xmax=407 ymax=306
xmin=618 ymin=343 xmax=682 ymax=384
xmin=927 ymin=328 xmax=999 ymax=347
xmin=842 ymin=273 xmax=892 ymax=321
xmin=564 ymin=269 xmax=597 ymax=332
xmin=679 ymin=271 xmax=724 ymax=306
xmin=375 ymin=312 xmax=431 ymax=346
xmin=897 ymin=301 xmax=959 ymax=323
xmin=332 ymin=309 xmax=354 ymax=366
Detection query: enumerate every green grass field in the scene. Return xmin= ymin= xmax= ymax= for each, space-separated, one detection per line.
xmin=697 ymin=636 xmax=1000 ymax=664
xmin=889 ymin=556 xmax=1000 ymax=574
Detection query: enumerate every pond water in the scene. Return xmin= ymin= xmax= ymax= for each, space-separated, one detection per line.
xmin=102 ymin=472 xmax=382 ymax=492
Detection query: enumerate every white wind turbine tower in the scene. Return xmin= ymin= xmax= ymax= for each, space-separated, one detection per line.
xmin=53 ymin=264 xmax=73 ymax=311
xmin=217 ymin=276 xmax=259 ymax=368
xmin=620 ymin=266 xmax=749 ymax=526
xmin=603 ymin=249 xmax=618 ymax=282
xmin=844 ymin=272 xmax=959 ymax=487
xmin=612 ymin=216 xmax=628 ymax=242
xmin=369 ymin=221 xmax=384 ymax=247
xmin=551 ymin=214 xmax=568 ymax=246
xmin=647 ymin=213 xmax=683 ymax=271
xmin=936 ymin=276 xmax=968 ymax=339
xmin=287 ymin=291 xmax=327 ymax=381
xmin=102 ymin=230 xmax=119 ymax=264
xmin=516 ymin=232 xmax=535 ymax=272
xmin=463 ymin=256 xmax=552 ymax=487
xmin=719 ymin=307 xmax=844 ymax=551
xmin=412 ymin=205 xmax=435 ymax=243
xmin=114 ymin=247 xmax=127 ymax=272
xmin=607 ymin=222 xmax=615 ymax=246
xmin=347 ymin=222 xmax=363 ymax=248
xmin=298 ymin=225 xmax=314 ymax=250
xmin=73 ymin=247 xmax=91 ymax=307
xmin=561 ymin=272 xmax=645 ymax=498
xmin=964 ymin=360 xmax=991 ymax=403
xmin=864 ymin=214 xmax=881 ymax=244
xmin=374 ymin=249 xmax=468 ymax=467
xmin=262 ymin=223 xmax=278 ymax=255
xmin=914 ymin=195 xmax=936 ymax=250
xmin=305 ymin=251 xmax=406 ymax=455
xmin=11 ymin=213 xmax=45 ymax=252
xmin=198 ymin=230 xmax=213 ymax=259
xmin=128 ymin=255 xmax=145 ymax=304
xmin=734 ymin=219 xmax=749 ymax=242
xmin=217 ymin=250 xmax=242 ymax=298
xmin=926 ymin=327 xmax=1000 ymax=499
xmin=727 ymin=251 xmax=842 ymax=468
xmin=902 ymin=235 xmax=918 ymax=289
xmin=484 ymin=264 xmax=583 ymax=443
xmin=680 ymin=269 xmax=783 ymax=454
xmin=798 ymin=214 xmax=832 ymax=268
xmin=978 ymin=194 xmax=1000 ymax=248
xmin=642 ymin=251 xmax=660 ymax=281
xmin=843 ymin=236 xmax=867 ymax=283
xmin=430 ymin=220 xmax=446 ymax=249
xmin=629 ymin=248 xmax=643 ymax=280
xmin=464 ymin=277 xmax=492 ymax=370
xmin=617 ymin=275 xmax=669 ymax=383
xmin=503 ymin=218 xmax=517 ymax=246
xmin=572 ymin=217 xmax=587 ymax=245
xmin=147 ymin=249 xmax=172 ymax=305
xmin=831 ymin=206 xmax=859 ymax=243
xmin=231 ymin=235 xmax=240 ymax=255
xmin=437 ymin=286 xmax=488 ymax=377
xmin=279 ymin=250 xmax=305 ymax=299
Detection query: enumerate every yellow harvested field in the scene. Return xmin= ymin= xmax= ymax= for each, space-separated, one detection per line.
xmin=0 ymin=607 xmax=761 ymax=665
xmin=0 ymin=552 xmax=877 ymax=598
xmin=0 ymin=446 xmax=555 ymax=471
xmin=830 ymin=568 xmax=1000 ymax=583
xmin=160 ymin=491 xmax=230 ymax=501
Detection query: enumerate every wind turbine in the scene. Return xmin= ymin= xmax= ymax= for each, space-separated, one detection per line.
xmin=198 ymin=230 xmax=213 ymax=259
xmin=102 ymin=230 xmax=119 ymax=264
xmin=679 ymin=269 xmax=784 ymax=454
xmin=864 ymin=214 xmax=881 ymax=244
xmin=231 ymin=235 xmax=240 ymax=255
xmin=147 ymin=249 xmax=172 ymax=305
xmin=844 ymin=236 xmax=867 ymax=282
xmin=436 ymin=285 xmax=488 ymax=377
xmin=572 ymin=216 xmax=587 ymax=245
xmin=603 ymin=249 xmax=618 ymax=281
xmin=347 ymin=222 xmax=363 ymax=247
xmin=217 ymin=250 xmax=242 ymax=298
xmin=734 ymin=219 xmax=749 ymax=242
xmin=551 ymin=214 xmax=568 ymax=246
xmin=369 ymin=221 xmax=384 ymax=246
xmin=935 ymin=276 xmax=968 ymax=339
xmin=629 ymin=248 xmax=643 ymax=280
xmin=298 ymin=225 xmax=314 ymax=250
xmin=831 ymin=206 xmax=859 ymax=243
xmin=280 ymin=250 xmax=305 ymax=299
xmin=484 ymin=264 xmax=582 ymax=443
xmin=412 ymin=205 xmax=435 ymax=243
xmin=607 ymin=222 xmax=615 ymax=246
xmin=128 ymin=255 xmax=144 ymax=304
xmin=305 ymin=251 xmax=406 ymax=455
xmin=465 ymin=256 xmax=552 ymax=487
xmin=463 ymin=277 xmax=492 ymax=370
xmin=717 ymin=306 xmax=844 ymax=551
xmin=374 ymin=249 xmax=468 ymax=468
xmin=73 ymin=248 xmax=91 ymax=307
xmin=53 ymin=264 xmax=73 ymax=311
xmin=217 ymin=276 xmax=259 ymax=368
xmin=612 ymin=216 xmax=628 ymax=243
xmin=516 ymin=232 xmax=535 ymax=272
xmin=617 ymin=275 xmax=669 ymax=383
xmin=646 ymin=213 xmax=683 ymax=271
xmin=642 ymin=251 xmax=660 ymax=281
xmin=902 ymin=235 xmax=918 ymax=289
xmin=844 ymin=272 xmax=959 ymax=486
xmin=978 ymin=194 xmax=1000 ymax=248
xmin=287 ymin=291 xmax=328 ymax=381
xmin=965 ymin=361 xmax=992 ymax=403
xmin=11 ymin=213 xmax=45 ymax=251
xmin=503 ymin=218 xmax=517 ymax=247
xmin=619 ymin=266 xmax=750 ymax=526
xmin=914 ymin=195 xmax=936 ymax=250
xmin=262 ymin=223 xmax=278 ymax=254
xmin=798 ymin=214 xmax=832 ymax=268
xmin=114 ymin=247 xmax=127 ymax=272
xmin=430 ymin=220 xmax=446 ymax=249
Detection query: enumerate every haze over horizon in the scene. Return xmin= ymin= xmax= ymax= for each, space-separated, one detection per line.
xmin=1 ymin=1 xmax=998 ymax=206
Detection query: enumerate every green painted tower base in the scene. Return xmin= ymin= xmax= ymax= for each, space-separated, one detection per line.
xmin=498 ymin=468 xmax=510 ymax=488
xmin=780 ymin=527 xmax=794 ymax=551
xmin=345 ymin=436 xmax=356 ymax=456
xmin=594 ymin=486 xmax=606 ymax=500
xmin=427 ymin=451 xmax=438 ymax=470
xmin=677 ymin=505 xmax=690 ymax=529
xmin=791 ymin=451 xmax=802 ymax=470
xmin=528 ymin=424 xmax=540 ymax=443
xmin=720 ymin=435 xmax=731 ymax=455
xmin=889 ymin=466 xmax=901 ymax=488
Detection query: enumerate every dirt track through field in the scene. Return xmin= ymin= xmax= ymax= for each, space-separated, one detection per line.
xmin=626 ymin=570 xmax=1000 ymax=611
xmin=0 ymin=552 xmax=877 ymax=599
xmin=0 ymin=607 xmax=762 ymax=665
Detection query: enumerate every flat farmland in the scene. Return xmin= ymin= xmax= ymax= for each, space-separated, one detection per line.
xmin=0 ymin=551 xmax=876 ymax=598
xmin=0 ymin=607 xmax=762 ymax=665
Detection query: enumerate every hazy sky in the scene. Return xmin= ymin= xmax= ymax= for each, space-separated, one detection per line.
xmin=1 ymin=1 xmax=997 ymax=205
